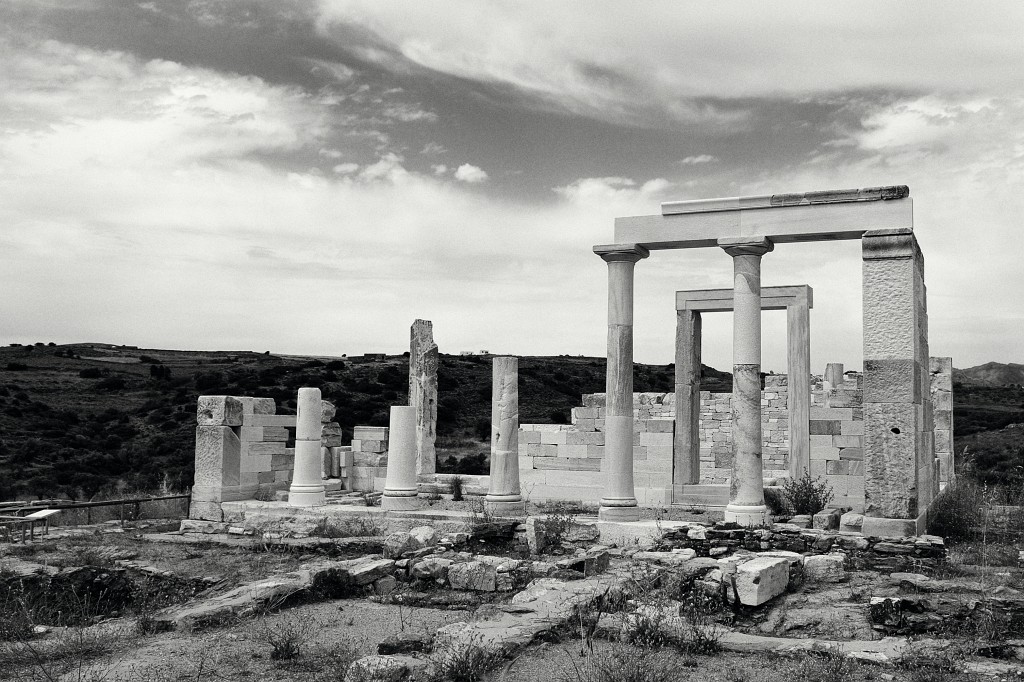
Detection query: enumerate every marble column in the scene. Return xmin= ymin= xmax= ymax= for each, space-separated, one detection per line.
xmin=288 ymin=387 xmax=326 ymax=506
xmin=674 ymin=308 xmax=702 ymax=485
xmin=719 ymin=237 xmax=773 ymax=525
xmin=787 ymin=295 xmax=811 ymax=478
xmin=382 ymin=405 xmax=419 ymax=510
xmin=594 ymin=244 xmax=649 ymax=522
xmin=485 ymin=357 xmax=526 ymax=516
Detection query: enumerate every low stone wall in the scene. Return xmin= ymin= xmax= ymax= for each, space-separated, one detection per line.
xmin=658 ymin=522 xmax=946 ymax=569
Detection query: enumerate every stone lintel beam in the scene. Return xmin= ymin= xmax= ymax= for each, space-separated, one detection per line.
xmin=614 ymin=196 xmax=913 ymax=250
xmin=662 ymin=185 xmax=909 ymax=215
xmin=676 ymin=285 xmax=813 ymax=313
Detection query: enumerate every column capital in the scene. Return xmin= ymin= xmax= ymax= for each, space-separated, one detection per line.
xmin=718 ymin=236 xmax=774 ymax=257
xmin=862 ymin=228 xmax=921 ymax=260
xmin=594 ymin=243 xmax=650 ymax=263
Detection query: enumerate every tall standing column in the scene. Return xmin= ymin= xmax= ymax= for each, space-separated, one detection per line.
xmin=787 ymin=293 xmax=811 ymax=478
xmin=485 ymin=357 xmax=526 ymax=516
xmin=674 ymin=308 xmax=702 ymax=485
xmin=719 ymin=237 xmax=773 ymax=525
xmin=861 ymin=228 xmax=931 ymax=537
xmin=382 ymin=405 xmax=419 ymax=511
xmin=289 ymin=387 xmax=326 ymax=506
xmin=594 ymin=244 xmax=649 ymax=522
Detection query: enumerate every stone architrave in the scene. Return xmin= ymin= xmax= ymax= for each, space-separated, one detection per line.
xmin=861 ymin=228 xmax=932 ymax=537
xmin=485 ymin=357 xmax=526 ymax=516
xmin=674 ymin=286 xmax=812 ymax=484
xmin=594 ymin=244 xmax=649 ymax=522
xmin=719 ymin=236 xmax=773 ymax=526
xmin=409 ymin=320 xmax=438 ymax=477
xmin=288 ymin=387 xmax=326 ymax=506
xmin=382 ymin=405 xmax=419 ymax=511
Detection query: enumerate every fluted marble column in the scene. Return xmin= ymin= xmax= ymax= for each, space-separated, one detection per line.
xmin=485 ymin=356 xmax=526 ymax=516
xmin=382 ymin=405 xmax=419 ymax=511
xmin=288 ymin=387 xmax=326 ymax=506
xmin=719 ymin=237 xmax=773 ymax=525
xmin=594 ymin=244 xmax=649 ymax=522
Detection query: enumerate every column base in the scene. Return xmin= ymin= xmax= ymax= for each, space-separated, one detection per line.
xmin=484 ymin=499 xmax=526 ymax=516
xmin=723 ymin=504 xmax=771 ymax=527
xmin=598 ymin=505 xmax=641 ymax=522
xmin=381 ymin=494 xmax=420 ymax=511
xmin=288 ymin=490 xmax=326 ymax=507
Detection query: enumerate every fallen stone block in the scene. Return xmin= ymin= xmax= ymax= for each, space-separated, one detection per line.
xmin=813 ymin=508 xmax=842 ymax=531
xmin=344 ymin=654 xmax=426 ymax=682
xmin=447 ymin=561 xmax=497 ymax=591
xmin=839 ymin=511 xmax=864 ymax=532
xmin=804 ymin=554 xmax=846 ymax=583
xmin=633 ymin=549 xmax=696 ymax=567
xmin=732 ymin=556 xmax=790 ymax=606
xmin=378 ymin=631 xmax=433 ymax=655
xmin=410 ymin=557 xmax=453 ymax=581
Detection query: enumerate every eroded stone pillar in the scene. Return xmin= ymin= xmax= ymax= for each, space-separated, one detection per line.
xmin=409 ymin=320 xmax=438 ymax=477
xmin=861 ymin=228 xmax=931 ymax=537
xmin=595 ymin=244 xmax=649 ymax=522
xmin=382 ymin=405 xmax=419 ymax=511
xmin=719 ymin=237 xmax=773 ymax=525
xmin=485 ymin=357 xmax=526 ymax=515
xmin=674 ymin=308 xmax=702 ymax=485
xmin=825 ymin=363 xmax=845 ymax=388
xmin=288 ymin=387 xmax=326 ymax=506
xmin=787 ymin=295 xmax=811 ymax=478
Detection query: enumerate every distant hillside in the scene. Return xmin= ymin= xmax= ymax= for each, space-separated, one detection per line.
xmin=954 ymin=362 xmax=1024 ymax=387
xmin=0 ymin=342 xmax=731 ymax=501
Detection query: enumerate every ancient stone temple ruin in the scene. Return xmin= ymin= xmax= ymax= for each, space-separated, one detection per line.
xmin=188 ymin=185 xmax=953 ymax=539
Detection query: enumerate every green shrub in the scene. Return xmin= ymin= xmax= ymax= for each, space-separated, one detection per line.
xmin=451 ymin=475 xmax=464 ymax=502
xmin=781 ymin=471 xmax=834 ymax=515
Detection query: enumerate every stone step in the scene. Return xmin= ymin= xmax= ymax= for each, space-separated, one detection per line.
xmin=672 ymin=484 xmax=729 ymax=507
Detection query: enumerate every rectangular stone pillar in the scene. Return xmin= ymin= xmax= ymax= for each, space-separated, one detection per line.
xmin=786 ymin=292 xmax=811 ymax=478
xmin=930 ymin=357 xmax=954 ymax=485
xmin=861 ymin=228 xmax=932 ymax=536
xmin=409 ymin=319 xmax=438 ymax=477
xmin=674 ymin=309 xmax=701 ymax=485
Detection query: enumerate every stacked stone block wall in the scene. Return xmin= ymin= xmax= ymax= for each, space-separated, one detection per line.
xmin=349 ymin=425 xmax=390 ymax=491
xmin=700 ymin=375 xmax=790 ymax=484
xmin=929 ymin=357 xmax=954 ymax=485
xmin=808 ymin=373 xmax=866 ymax=509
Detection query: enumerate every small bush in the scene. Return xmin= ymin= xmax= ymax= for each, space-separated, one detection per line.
xmin=5 ymin=363 xmax=28 ymax=371
xmin=451 ymin=475 xmax=464 ymax=502
xmin=78 ymin=367 xmax=103 ymax=379
xmin=428 ymin=640 xmax=504 ymax=682
xmin=792 ymin=650 xmax=857 ymax=682
xmin=927 ymin=477 xmax=986 ymax=542
xmin=559 ymin=643 xmax=677 ymax=682
xmin=781 ymin=471 xmax=834 ymax=515
xmin=255 ymin=616 xmax=316 ymax=661
xmin=96 ymin=377 xmax=126 ymax=390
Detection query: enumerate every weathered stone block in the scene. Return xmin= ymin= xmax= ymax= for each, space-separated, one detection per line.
xmin=810 ymin=420 xmax=841 ymax=435
xmin=197 ymin=396 xmax=243 ymax=427
xmin=447 ymin=561 xmax=497 ymax=591
xmin=194 ymin=426 xmax=241 ymax=488
xmin=863 ymin=402 xmax=920 ymax=519
xmin=321 ymin=400 xmax=336 ymax=423
xmin=321 ymin=422 xmax=343 ymax=447
xmin=863 ymin=359 xmax=921 ymax=403
xmin=732 ymin=556 xmax=789 ymax=606
xmin=236 ymin=397 xmax=276 ymax=415
xmin=804 ymin=554 xmax=846 ymax=583
xmin=353 ymin=426 xmax=388 ymax=440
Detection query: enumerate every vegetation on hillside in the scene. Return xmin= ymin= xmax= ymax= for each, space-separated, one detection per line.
xmin=0 ymin=343 xmax=730 ymax=501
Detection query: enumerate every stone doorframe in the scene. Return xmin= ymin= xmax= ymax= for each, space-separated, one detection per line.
xmin=595 ymin=185 xmax=934 ymax=534
xmin=674 ymin=285 xmax=812 ymax=486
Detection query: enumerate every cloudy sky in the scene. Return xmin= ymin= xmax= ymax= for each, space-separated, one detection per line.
xmin=2 ymin=1 xmax=1023 ymax=373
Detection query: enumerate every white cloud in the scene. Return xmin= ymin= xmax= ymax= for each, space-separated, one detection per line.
xmin=454 ymin=163 xmax=488 ymax=183
xmin=431 ymin=164 xmax=447 ymax=175
xmin=680 ymin=155 xmax=718 ymax=165
xmin=421 ymin=142 xmax=447 ymax=155
xmin=332 ymin=162 xmax=359 ymax=174
xmin=316 ymin=1 xmax=1024 ymax=126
